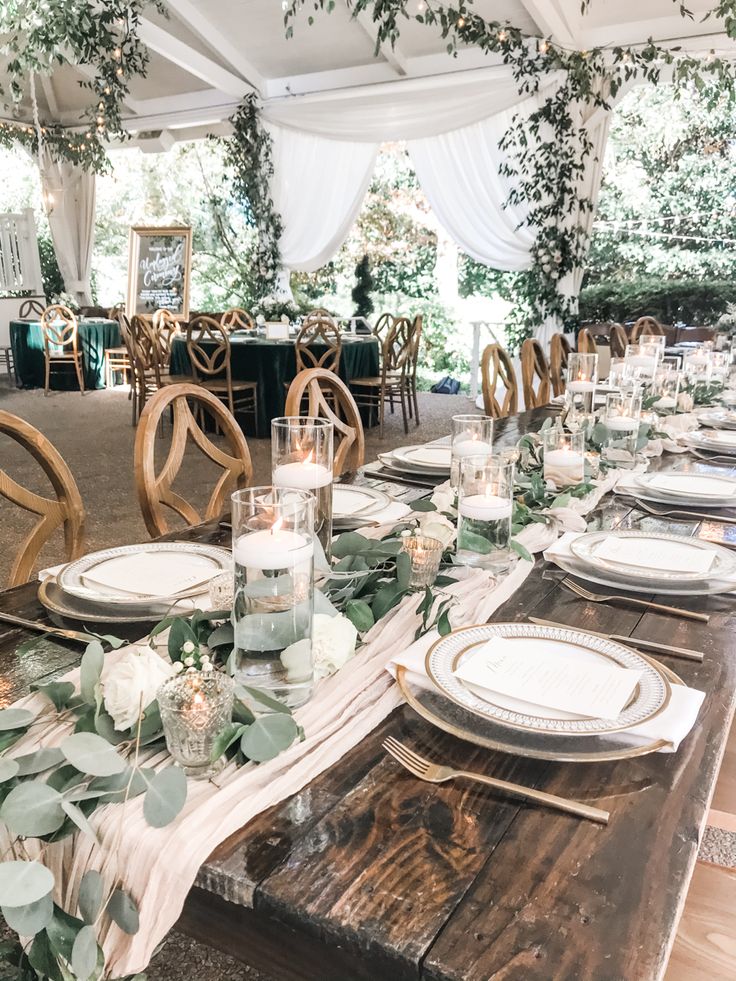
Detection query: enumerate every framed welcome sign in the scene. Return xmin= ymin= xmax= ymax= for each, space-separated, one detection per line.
xmin=126 ymin=225 xmax=192 ymax=319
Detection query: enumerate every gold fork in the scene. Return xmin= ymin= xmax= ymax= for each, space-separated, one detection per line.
xmin=382 ymin=736 xmax=609 ymax=825
xmin=562 ymin=577 xmax=709 ymax=623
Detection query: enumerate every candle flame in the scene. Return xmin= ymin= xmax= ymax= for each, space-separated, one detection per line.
xmin=303 ymin=450 xmax=314 ymax=465
xmin=271 ymin=516 xmax=284 ymax=534
xmin=192 ymin=691 xmax=205 ymax=706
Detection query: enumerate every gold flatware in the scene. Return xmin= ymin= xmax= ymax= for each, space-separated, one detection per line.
xmin=382 ymin=736 xmax=609 ymax=825
xmin=0 ymin=610 xmax=92 ymax=645
xmin=527 ymin=617 xmax=703 ymax=662
xmin=619 ymin=496 xmax=736 ymax=523
xmin=562 ymin=578 xmax=709 ymax=623
xmin=690 ymin=449 xmax=736 ymax=464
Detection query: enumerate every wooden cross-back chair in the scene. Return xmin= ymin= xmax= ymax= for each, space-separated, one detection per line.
xmin=187 ymin=316 xmax=258 ymax=424
xmin=406 ymin=314 xmax=422 ymax=426
xmin=351 ymin=316 xmax=414 ymax=437
xmin=294 ymin=316 xmax=342 ymax=373
xmin=549 ymin=333 xmax=573 ymax=397
xmin=285 ymin=368 xmax=365 ymax=476
xmin=0 ymin=410 xmax=85 ymax=586
xmin=373 ymin=312 xmax=393 ymax=338
xmin=19 ymin=299 xmax=46 ymax=319
xmin=520 ymin=338 xmax=551 ymax=409
xmin=134 ymin=383 xmax=253 ymax=538
xmin=480 ymin=343 xmax=518 ymax=418
xmin=151 ymin=309 xmax=181 ymax=367
xmin=220 ymin=308 xmax=255 ymax=331
xmin=630 ymin=316 xmax=664 ymax=342
xmin=610 ymin=323 xmax=628 ymax=359
xmin=108 ymin=302 xmax=125 ymax=320
xmin=40 ymin=304 xmax=85 ymax=396
xmin=577 ymin=327 xmax=597 ymax=355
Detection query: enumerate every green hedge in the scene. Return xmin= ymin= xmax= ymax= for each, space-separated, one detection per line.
xmin=578 ymin=278 xmax=736 ymax=326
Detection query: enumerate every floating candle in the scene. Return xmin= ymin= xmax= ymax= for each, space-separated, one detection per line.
xmin=544 ymin=449 xmax=585 ymax=486
xmin=606 ymin=417 xmax=639 ymax=432
xmin=234 ymin=526 xmax=313 ymax=571
xmin=459 ymin=494 xmax=513 ymax=521
xmin=273 ymin=460 xmax=332 ymax=490
xmin=567 ymin=380 xmax=596 ymax=393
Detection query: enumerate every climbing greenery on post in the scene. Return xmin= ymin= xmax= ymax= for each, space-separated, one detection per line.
xmin=351 ymin=254 xmax=375 ymax=317
xmin=0 ymin=0 xmax=164 ymax=172
xmin=283 ymin=0 xmax=736 ymax=348
xmin=224 ymin=94 xmax=284 ymax=298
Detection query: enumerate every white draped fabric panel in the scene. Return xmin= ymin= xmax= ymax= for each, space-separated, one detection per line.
xmin=38 ymin=156 xmax=96 ymax=305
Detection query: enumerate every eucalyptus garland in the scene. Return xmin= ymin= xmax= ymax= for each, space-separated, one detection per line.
xmin=224 ymin=95 xmax=284 ymax=297
xmin=284 ymin=0 xmax=736 ymax=347
xmin=0 ymin=0 xmax=164 ymax=172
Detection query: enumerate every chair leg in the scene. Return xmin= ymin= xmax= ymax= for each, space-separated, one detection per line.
xmin=44 ymin=355 xmax=50 ymax=396
xmin=75 ymin=356 xmax=86 ymax=395
xmin=412 ymin=381 xmax=420 ymax=426
xmin=400 ymin=386 xmax=409 ymax=435
xmin=379 ymin=386 xmax=385 ymax=438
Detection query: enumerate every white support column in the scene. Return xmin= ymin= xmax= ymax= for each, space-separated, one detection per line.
xmin=38 ymin=158 xmax=96 ymax=306
xmin=469 ymin=321 xmax=482 ymax=401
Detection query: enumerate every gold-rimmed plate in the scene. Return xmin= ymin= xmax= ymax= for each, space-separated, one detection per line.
xmin=424 ymin=622 xmax=671 ymax=738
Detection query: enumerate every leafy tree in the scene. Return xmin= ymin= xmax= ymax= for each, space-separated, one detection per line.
xmin=351 ymin=254 xmax=374 ymax=317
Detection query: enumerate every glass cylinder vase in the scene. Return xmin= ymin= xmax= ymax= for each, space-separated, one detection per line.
xmin=158 ymin=671 xmax=235 ymax=779
xmin=650 ymin=367 xmax=681 ymax=415
xmin=450 ymin=414 xmax=494 ymax=488
xmin=271 ymin=417 xmax=333 ymax=560
xmin=543 ymin=429 xmax=585 ymax=488
xmin=456 ymin=456 xmax=515 ymax=572
xmin=565 ymin=353 xmax=598 ymax=421
xmin=232 ymin=487 xmax=315 ymax=709
xmin=603 ymin=392 xmax=642 ymax=465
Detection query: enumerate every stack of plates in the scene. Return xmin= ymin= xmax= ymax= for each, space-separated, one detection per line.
xmin=682 ymin=429 xmax=736 ymax=456
xmin=624 ymin=471 xmax=736 ymax=509
xmin=552 ymin=529 xmax=736 ymax=596
xmin=698 ymin=410 xmax=736 ymax=431
xmin=396 ymin=622 xmax=683 ymax=762
xmin=332 ymin=484 xmax=394 ymax=530
xmin=377 ymin=443 xmax=451 ymax=480
xmin=39 ymin=542 xmax=231 ymax=624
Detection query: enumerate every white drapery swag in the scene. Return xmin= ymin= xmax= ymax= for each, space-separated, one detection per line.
xmin=38 ymin=156 xmax=96 ymax=305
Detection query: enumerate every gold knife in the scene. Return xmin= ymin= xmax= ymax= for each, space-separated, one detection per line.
xmin=0 ymin=610 xmax=92 ymax=645
xmin=528 ymin=617 xmax=703 ymax=663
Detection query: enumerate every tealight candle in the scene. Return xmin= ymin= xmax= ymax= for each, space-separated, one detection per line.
xmin=234 ymin=525 xmax=314 ymax=571
xmin=459 ymin=494 xmax=513 ymax=521
xmin=451 ymin=414 xmax=494 ymax=488
xmin=272 ymin=417 xmax=334 ymax=558
xmin=605 ymin=417 xmax=639 ymax=432
xmin=453 ymin=436 xmax=494 ymax=458
xmin=566 ymin=380 xmax=596 ymax=393
xmin=652 ymin=396 xmax=676 ymax=410
xmin=544 ymin=448 xmax=585 ymax=486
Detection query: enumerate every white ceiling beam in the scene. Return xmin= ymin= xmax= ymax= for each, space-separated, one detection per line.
xmin=39 ymin=75 xmax=59 ymax=118
xmin=138 ymin=17 xmax=252 ymax=99
xmin=159 ymin=0 xmax=264 ymax=93
xmin=518 ymin=0 xmax=579 ymax=47
xmin=347 ymin=1 xmax=409 ymax=75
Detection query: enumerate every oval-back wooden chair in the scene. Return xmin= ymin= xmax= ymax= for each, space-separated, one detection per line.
xmin=352 ymin=316 xmax=414 ymax=437
xmin=40 ymin=304 xmax=85 ymax=395
xmin=0 ymin=411 xmax=86 ymax=586
xmin=549 ymin=333 xmax=573 ymax=397
xmin=576 ymin=327 xmax=597 ymax=355
xmin=134 ymin=383 xmax=253 ymax=538
xmin=520 ymin=338 xmax=551 ymax=409
xmin=285 ymin=368 xmax=365 ymax=475
xmin=294 ymin=316 xmax=342 ymax=373
xmin=373 ymin=312 xmax=393 ymax=338
xmin=480 ymin=343 xmax=518 ymax=418
xmin=19 ymin=299 xmax=46 ymax=319
xmin=630 ymin=316 xmax=664 ymax=342
xmin=187 ymin=316 xmax=258 ymax=424
xmin=151 ymin=309 xmax=181 ymax=367
xmin=609 ymin=323 xmax=628 ymax=359
xmin=108 ymin=302 xmax=126 ymax=320
xmin=220 ymin=308 xmax=255 ymax=331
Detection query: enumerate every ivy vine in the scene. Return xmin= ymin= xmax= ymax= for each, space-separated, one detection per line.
xmin=284 ymin=0 xmax=736 ymax=347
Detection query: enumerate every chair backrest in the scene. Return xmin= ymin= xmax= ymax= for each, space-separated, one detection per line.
xmin=40 ymin=305 xmax=78 ymax=353
xmin=134 ymin=383 xmax=253 ymax=537
xmin=480 ymin=343 xmax=518 ymax=418
xmin=151 ymin=309 xmax=179 ymax=365
xmin=373 ymin=312 xmax=393 ymax=338
xmin=295 ymin=316 xmax=342 ymax=373
xmin=409 ymin=315 xmax=423 ymax=375
xmin=303 ymin=308 xmax=334 ymax=323
xmin=108 ymin=302 xmax=125 ymax=320
xmin=221 ymin=308 xmax=255 ymax=331
xmin=382 ymin=316 xmax=414 ymax=378
xmin=549 ymin=333 xmax=572 ymax=397
xmin=630 ymin=316 xmax=663 ymax=342
xmin=577 ymin=327 xmax=597 ymax=354
xmin=19 ymin=298 xmax=46 ymax=319
xmin=187 ymin=316 xmax=231 ymax=379
xmin=676 ymin=325 xmax=717 ymax=344
xmin=520 ymin=338 xmax=551 ymax=408
xmin=285 ymin=368 xmax=365 ymax=476
xmin=0 ymin=411 xmax=85 ymax=586
xmin=609 ymin=323 xmax=628 ymax=358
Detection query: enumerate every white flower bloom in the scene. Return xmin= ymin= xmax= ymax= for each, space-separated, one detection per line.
xmin=677 ymin=391 xmax=694 ymax=412
xmin=101 ymin=646 xmax=175 ymax=731
xmin=280 ymin=613 xmax=358 ymax=683
xmin=184 ymin=657 xmax=194 ymax=667
xmin=430 ymin=486 xmax=456 ymax=515
xmin=417 ymin=511 xmax=456 ymax=548
xmin=182 ymin=641 xmax=195 ymax=654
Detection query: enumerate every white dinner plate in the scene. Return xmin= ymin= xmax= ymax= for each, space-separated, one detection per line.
xmin=683 ymin=430 xmax=736 ymax=452
xmin=332 ymin=484 xmax=391 ymax=520
xmin=632 ymin=472 xmax=736 ymax=503
xmin=550 ymin=550 xmax=736 ymax=596
xmin=392 ymin=444 xmax=452 ymax=471
xmin=698 ymin=411 xmax=736 ymax=431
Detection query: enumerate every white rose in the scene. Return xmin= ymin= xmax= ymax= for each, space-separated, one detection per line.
xmin=101 ymin=646 xmax=175 ymax=731
xmin=280 ymin=613 xmax=357 ymax=683
xmin=430 ymin=486 xmax=456 ymax=515
xmin=677 ymin=391 xmax=694 ymax=412
xmin=417 ymin=511 xmax=456 ymax=548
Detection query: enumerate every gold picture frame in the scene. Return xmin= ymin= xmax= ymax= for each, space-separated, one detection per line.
xmin=126 ymin=225 xmax=192 ymax=320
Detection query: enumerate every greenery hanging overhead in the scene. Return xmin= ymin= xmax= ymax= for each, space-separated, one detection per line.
xmin=283 ymin=0 xmax=736 ymax=346
xmin=0 ymin=0 xmax=164 ymax=172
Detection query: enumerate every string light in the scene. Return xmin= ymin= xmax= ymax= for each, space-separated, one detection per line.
xmin=538 ymin=39 xmax=549 ymax=54
xmin=116 ymin=67 xmax=124 ymax=76
xmin=457 ymin=16 xmax=465 ymax=27
xmin=498 ymin=29 xmax=508 ymax=42
xmin=113 ymin=47 xmax=121 ymax=59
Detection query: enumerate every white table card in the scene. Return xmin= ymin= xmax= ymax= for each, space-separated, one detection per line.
xmin=593 ymin=536 xmax=715 ymax=574
xmin=82 ymin=552 xmax=219 ymax=597
xmin=453 ymin=636 xmax=642 ymax=719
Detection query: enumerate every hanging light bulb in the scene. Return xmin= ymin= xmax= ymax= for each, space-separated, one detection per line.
xmin=457 ymin=15 xmax=465 ymax=27
xmin=538 ymin=39 xmax=549 ymax=54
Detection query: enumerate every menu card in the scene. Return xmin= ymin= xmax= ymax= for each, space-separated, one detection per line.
xmin=593 ymin=536 xmax=715 ymax=574
xmin=82 ymin=552 xmax=218 ymax=597
xmin=453 ymin=636 xmax=642 ymax=719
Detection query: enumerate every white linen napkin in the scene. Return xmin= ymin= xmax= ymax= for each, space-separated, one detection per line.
xmin=387 ymin=622 xmax=704 ymax=752
xmin=333 ymin=487 xmax=385 ymax=515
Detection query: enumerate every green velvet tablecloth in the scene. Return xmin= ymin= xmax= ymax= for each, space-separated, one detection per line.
xmin=170 ymin=334 xmax=380 ymax=437
xmin=10 ymin=319 xmax=121 ymax=391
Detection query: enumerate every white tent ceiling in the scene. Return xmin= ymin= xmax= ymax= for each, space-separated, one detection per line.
xmin=0 ymin=0 xmax=733 ymax=148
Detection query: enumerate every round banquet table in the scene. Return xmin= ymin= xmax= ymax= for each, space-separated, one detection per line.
xmin=169 ymin=333 xmax=381 ymax=437
xmin=9 ymin=318 xmax=121 ymax=391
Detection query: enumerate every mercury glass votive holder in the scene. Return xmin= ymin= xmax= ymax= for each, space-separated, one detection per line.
xmin=565 ymin=353 xmax=598 ymax=420
xmin=603 ymin=392 xmax=642 ymax=464
xmin=456 ymin=456 xmax=515 ymax=572
xmin=401 ymin=534 xmax=444 ymax=590
xmin=158 ymin=671 xmax=235 ymax=779
xmin=543 ymin=429 xmax=585 ymax=488
xmin=450 ymin=414 xmax=494 ymax=488
xmin=272 ymin=417 xmax=333 ymax=560
xmin=209 ymin=572 xmax=235 ymax=610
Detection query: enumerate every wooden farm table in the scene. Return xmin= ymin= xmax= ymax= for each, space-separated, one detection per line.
xmin=1 ymin=408 xmax=735 ymax=981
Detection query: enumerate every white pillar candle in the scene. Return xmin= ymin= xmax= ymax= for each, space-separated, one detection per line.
xmin=567 ymin=381 xmax=596 ymax=393
xmin=544 ymin=449 xmax=584 ymax=485
xmin=234 ymin=529 xmax=313 ymax=571
xmin=686 ymin=353 xmax=709 ymax=366
xmin=273 ymin=461 xmax=332 ymax=490
xmin=626 ymin=355 xmax=657 ymax=370
xmin=452 ymin=438 xmax=493 ymax=458
xmin=459 ymin=494 xmax=513 ymax=521
xmin=606 ymin=417 xmax=639 ymax=432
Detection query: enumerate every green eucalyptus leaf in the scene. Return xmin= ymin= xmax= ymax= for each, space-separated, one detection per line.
xmin=61 ymin=733 xmax=126 ymax=777
xmin=167 ymin=618 xmax=198 ymax=662
xmin=0 ymin=708 xmax=34 ymax=731
xmin=457 ymin=529 xmax=492 ymax=554
xmin=28 ymin=930 xmax=63 ymax=981
xmin=344 ymin=599 xmax=374 ymax=633
xmin=210 ymin=723 xmax=246 ymax=762
xmin=106 ymin=889 xmax=139 ymax=935
xmin=74 ymin=706 xmax=97 ymax=734
xmin=372 ymin=580 xmax=405 ymax=620
xmin=0 ymin=729 xmax=26 ymax=754
xmin=80 ymin=641 xmax=105 ymax=705
xmin=236 ymin=685 xmax=291 ymax=715
xmin=395 ymin=551 xmax=411 ymax=590
xmin=231 ymin=698 xmax=256 ymax=726
xmin=47 ymin=905 xmax=85 ymax=961
xmin=409 ymin=498 xmax=437 ymax=511
xmin=71 ymin=925 xmax=99 ymax=981
xmin=330 ymin=532 xmax=371 ymax=559
xmin=0 ymin=861 xmax=54 ymax=907
xmin=46 ymin=764 xmax=82 ymax=794
xmin=240 ymin=714 xmax=298 ymax=763
xmin=142 ymin=767 xmax=187 ymax=828
xmin=437 ymin=610 xmax=452 ymax=636
xmin=0 ymin=758 xmax=19 ymax=783
xmin=510 ymin=539 xmax=533 ymax=563
xmin=15 ymin=747 xmax=65 ymax=776
xmin=60 ymin=801 xmax=98 ymax=842
xmin=1 ymin=893 xmax=53 ymax=936
xmin=78 ymin=870 xmax=104 ymax=925
xmin=87 ymin=767 xmax=149 ymax=804
xmin=0 ymin=782 xmax=66 ymax=836
xmin=207 ymin=623 xmax=234 ymax=648
xmin=31 ymin=681 xmax=76 ymax=712
xmin=93 ymin=711 xmax=126 ymax=745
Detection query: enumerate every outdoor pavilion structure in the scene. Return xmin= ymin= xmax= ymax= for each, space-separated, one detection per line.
xmin=1 ymin=0 xmax=735 ymax=341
